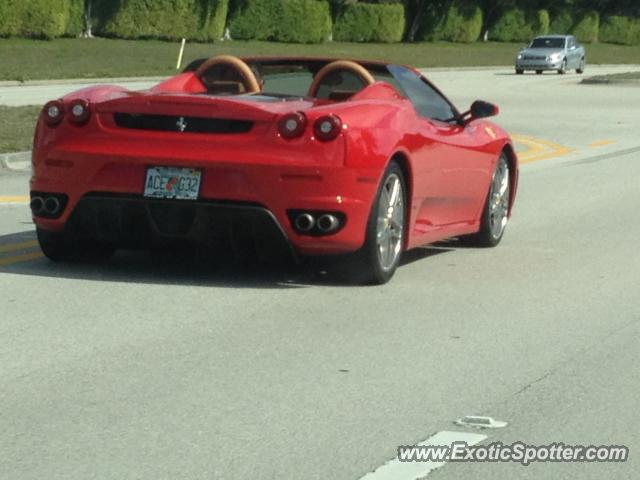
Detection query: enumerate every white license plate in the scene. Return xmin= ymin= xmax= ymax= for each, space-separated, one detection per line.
xmin=144 ymin=166 xmax=202 ymax=200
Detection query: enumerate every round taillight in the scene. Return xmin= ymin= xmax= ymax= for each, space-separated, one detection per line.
xmin=278 ymin=112 xmax=307 ymax=139
xmin=43 ymin=100 xmax=64 ymax=126
xmin=313 ymin=115 xmax=342 ymax=141
xmin=68 ymin=99 xmax=90 ymax=124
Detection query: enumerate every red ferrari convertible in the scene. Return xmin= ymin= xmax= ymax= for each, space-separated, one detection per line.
xmin=31 ymin=55 xmax=518 ymax=284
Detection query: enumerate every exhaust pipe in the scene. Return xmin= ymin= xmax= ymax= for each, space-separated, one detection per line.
xmin=30 ymin=196 xmax=45 ymax=215
xmin=317 ymin=214 xmax=340 ymax=233
xmin=43 ymin=196 xmax=61 ymax=216
xmin=294 ymin=213 xmax=315 ymax=232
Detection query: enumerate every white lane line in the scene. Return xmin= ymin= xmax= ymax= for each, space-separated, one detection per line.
xmin=358 ymin=430 xmax=487 ymax=480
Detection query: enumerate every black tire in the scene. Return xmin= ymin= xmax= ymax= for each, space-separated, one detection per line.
xmin=536 ymin=70 xmax=543 ymax=75
xmin=515 ymin=69 xmax=524 ymax=75
xmin=37 ymin=227 xmax=115 ymax=262
xmin=576 ymin=58 xmax=585 ymax=74
xmin=350 ymin=161 xmax=406 ymax=285
xmin=558 ymin=59 xmax=567 ymax=74
xmin=463 ymin=154 xmax=511 ymax=248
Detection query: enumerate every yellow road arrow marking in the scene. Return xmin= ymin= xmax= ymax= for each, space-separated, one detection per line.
xmin=511 ymin=134 xmax=573 ymax=164
xmin=588 ymin=140 xmax=616 ymax=148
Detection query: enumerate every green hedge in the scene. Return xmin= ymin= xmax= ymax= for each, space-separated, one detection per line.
xmin=420 ymin=2 xmax=482 ymax=43
xmin=491 ymin=9 xmax=527 ymax=42
xmin=633 ymin=21 xmax=640 ymax=46
xmin=0 ymin=0 xmax=84 ymax=39
xmin=599 ymin=16 xmax=640 ymax=45
xmin=531 ymin=9 xmax=550 ymax=36
xmin=334 ymin=3 xmax=405 ymax=43
xmin=229 ymin=0 xmax=331 ymax=43
xmin=66 ymin=0 xmax=86 ymax=36
xmin=570 ymin=11 xmax=599 ymax=43
xmin=93 ymin=0 xmax=229 ymax=42
xmin=549 ymin=11 xmax=573 ymax=34
xmin=490 ymin=9 xmax=550 ymax=42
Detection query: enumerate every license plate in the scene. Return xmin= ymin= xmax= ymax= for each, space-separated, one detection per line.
xmin=144 ymin=166 xmax=202 ymax=200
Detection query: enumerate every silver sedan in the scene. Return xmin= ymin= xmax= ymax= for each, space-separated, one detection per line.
xmin=515 ymin=35 xmax=586 ymax=75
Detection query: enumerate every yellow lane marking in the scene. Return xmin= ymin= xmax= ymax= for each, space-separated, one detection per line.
xmin=511 ymin=134 xmax=573 ymax=164
xmin=0 ymin=195 xmax=30 ymax=204
xmin=0 ymin=239 xmax=39 ymax=253
xmin=511 ymin=135 xmax=545 ymax=158
xmin=589 ymin=140 xmax=616 ymax=148
xmin=0 ymin=251 xmax=43 ymax=267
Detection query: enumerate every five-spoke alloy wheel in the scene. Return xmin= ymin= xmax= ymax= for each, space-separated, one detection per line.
xmin=353 ymin=161 xmax=406 ymax=284
xmin=464 ymin=153 xmax=511 ymax=247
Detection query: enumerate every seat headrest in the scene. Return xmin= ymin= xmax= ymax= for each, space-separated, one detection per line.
xmin=328 ymin=90 xmax=358 ymax=102
xmin=206 ymin=81 xmax=244 ymax=95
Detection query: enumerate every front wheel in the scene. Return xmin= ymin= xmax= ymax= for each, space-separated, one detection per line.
xmin=515 ymin=68 xmax=524 ymax=75
xmin=350 ymin=161 xmax=406 ymax=285
xmin=576 ymin=58 xmax=585 ymax=74
xmin=558 ymin=59 xmax=567 ymax=74
xmin=463 ymin=154 xmax=511 ymax=247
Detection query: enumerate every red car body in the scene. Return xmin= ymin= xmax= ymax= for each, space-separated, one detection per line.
xmin=31 ymin=56 xmax=518 ymax=281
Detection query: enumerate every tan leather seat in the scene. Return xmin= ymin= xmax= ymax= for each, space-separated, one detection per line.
xmin=195 ymin=55 xmax=261 ymax=95
xmin=308 ymin=60 xmax=375 ymax=99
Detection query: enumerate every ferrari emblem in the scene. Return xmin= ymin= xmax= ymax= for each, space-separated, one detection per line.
xmin=176 ymin=117 xmax=187 ymax=132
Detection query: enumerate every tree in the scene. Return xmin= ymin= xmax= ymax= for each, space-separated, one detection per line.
xmin=83 ymin=0 xmax=93 ymax=37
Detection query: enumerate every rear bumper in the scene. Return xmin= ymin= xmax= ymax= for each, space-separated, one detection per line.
xmin=31 ymin=151 xmax=381 ymax=255
xmin=59 ymin=194 xmax=296 ymax=259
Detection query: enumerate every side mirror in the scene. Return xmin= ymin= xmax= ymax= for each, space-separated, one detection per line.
xmin=469 ymin=100 xmax=499 ymax=120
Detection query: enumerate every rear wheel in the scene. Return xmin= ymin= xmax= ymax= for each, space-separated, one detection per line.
xmin=350 ymin=161 xmax=406 ymax=285
xmin=536 ymin=70 xmax=543 ymax=75
xmin=37 ymin=227 xmax=115 ymax=262
xmin=463 ymin=154 xmax=511 ymax=247
xmin=515 ymin=68 xmax=524 ymax=75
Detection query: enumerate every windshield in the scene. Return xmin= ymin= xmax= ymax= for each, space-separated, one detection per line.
xmin=530 ymin=38 xmax=566 ymax=48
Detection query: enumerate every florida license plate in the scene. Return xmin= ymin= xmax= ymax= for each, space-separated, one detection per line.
xmin=144 ymin=166 xmax=202 ymax=200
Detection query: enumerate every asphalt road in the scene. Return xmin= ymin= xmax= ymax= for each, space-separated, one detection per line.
xmin=1 ymin=66 xmax=639 ymax=480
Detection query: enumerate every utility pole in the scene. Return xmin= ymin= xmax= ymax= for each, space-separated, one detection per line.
xmin=82 ymin=0 xmax=94 ymax=38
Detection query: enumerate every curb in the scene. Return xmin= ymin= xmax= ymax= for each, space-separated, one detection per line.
xmin=581 ymin=78 xmax=640 ymax=85
xmin=419 ymin=65 xmax=511 ymax=72
xmin=0 ymin=151 xmax=31 ymax=172
xmin=0 ymin=76 xmax=167 ymax=88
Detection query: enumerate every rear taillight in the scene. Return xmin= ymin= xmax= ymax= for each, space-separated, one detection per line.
xmin=313 ymin=115 xmax=342 ymax=141
xmin=68 ymin=99 xmax=90 ymax=124
xmin=278 ymin=112 xmax=307 ymax=139
xmin=43 ymin=100 xmax=64 ymax=126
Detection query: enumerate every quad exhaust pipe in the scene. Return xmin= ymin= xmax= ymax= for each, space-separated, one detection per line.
xmin=30 ymin=196 xmax=45 ymax=215
xmin=294 ymin=213 xmax=315 ymax=232
xmin=44 ymin=196 xmax=61 ymax=215
xmin=30 ymin=194 xmax=64 ymax=217
xmin=292 ymin=212 xmax=342 ymax=235
xmin=316 ymin=214 xmax=339 ymax=233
